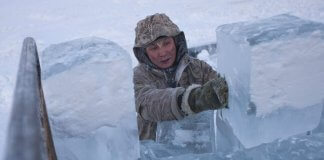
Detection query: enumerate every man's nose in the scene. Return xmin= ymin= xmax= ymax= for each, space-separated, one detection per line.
xmin=157 ymin=48 xmax=168 ymax=57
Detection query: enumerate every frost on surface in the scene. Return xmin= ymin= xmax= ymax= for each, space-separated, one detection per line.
xmin=216 ymin=14 xmax=324 ymax=148
xmin=41 ymin=37 xmax=139 ymax=160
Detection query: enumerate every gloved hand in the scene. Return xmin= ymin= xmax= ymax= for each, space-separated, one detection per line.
xmin=180 ymin=76 xmax=228 ymax=115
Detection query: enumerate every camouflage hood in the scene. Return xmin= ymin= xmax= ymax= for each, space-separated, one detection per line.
xmin=133 ymin=13 xmax=188 ymax=70
xmin=134 ymin=13 xmax=180 ymax=48
xmin=133 ymin=32 xmax=188 ymax=70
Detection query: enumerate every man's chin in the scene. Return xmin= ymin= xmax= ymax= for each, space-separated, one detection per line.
xmin=158 ymin=63 xmax=172 ymax=69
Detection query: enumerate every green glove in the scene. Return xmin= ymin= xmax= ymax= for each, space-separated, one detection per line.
xmin=188 ymin=76 xmax=229 ymax=113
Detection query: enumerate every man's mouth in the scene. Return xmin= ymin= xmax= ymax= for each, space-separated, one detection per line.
xmin=161 ymin=58 xmax=170 ymax=64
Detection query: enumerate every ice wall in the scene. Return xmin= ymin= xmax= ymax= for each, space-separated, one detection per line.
xmin=41 ymin=37 xmax=139 ymax=160
xmin=216 ymin=14 xmax=324 ymax=148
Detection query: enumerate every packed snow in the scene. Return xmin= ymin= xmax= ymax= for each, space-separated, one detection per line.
xmin=1 ymin=0 xmax=324 ymax=159
xmin=41 ymin=37 xmax=140 ymax=160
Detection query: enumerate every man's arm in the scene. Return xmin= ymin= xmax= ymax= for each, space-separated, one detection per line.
xmin=180 ymin=59 xmax=229 ymax=115
xmin=201 ymin=60 xmax=219 ymax=83
xmin=133 ymin=67 xmax=185 ymax=122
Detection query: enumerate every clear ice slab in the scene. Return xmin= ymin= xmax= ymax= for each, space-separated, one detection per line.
xmin=216 ymin=14 xmax=324 ymax=148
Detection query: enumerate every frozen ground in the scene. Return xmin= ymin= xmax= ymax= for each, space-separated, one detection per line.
xmin=1 ymin=0 xmax=324 ymax=159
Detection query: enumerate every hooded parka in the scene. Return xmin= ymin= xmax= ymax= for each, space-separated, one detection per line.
xmin=133 ymin=14 xmax=220 ymax=140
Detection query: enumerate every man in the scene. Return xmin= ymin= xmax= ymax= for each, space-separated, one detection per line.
xmin=133 ymin=13 xmax=228 ymax=141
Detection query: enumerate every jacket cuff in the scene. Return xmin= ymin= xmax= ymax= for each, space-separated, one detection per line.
xmin=171 ymin=87 xmax=186 ymax=120
xmin=181 ymin=84 xmax=201 ymax=115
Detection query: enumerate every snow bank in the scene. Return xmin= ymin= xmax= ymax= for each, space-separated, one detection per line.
xmin=216 ymin=14 xmax=324 ymax=148
xmin=41 ymin=37 xmax=139 ymax=160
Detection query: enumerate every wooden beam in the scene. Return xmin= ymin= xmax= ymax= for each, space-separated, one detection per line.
xmin=5 ymin=37 xmax=57 ymax=160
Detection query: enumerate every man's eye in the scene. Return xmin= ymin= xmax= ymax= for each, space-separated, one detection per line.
xmin=163 ymin=41 xmax=170 ymax=46
xmin=148 ymin=45 xmax=158 ymax=51
xmin=163 ymin=39 xmax=172 ymax=46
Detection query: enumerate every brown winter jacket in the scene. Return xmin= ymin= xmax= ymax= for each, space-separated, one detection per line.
xmin=133 ymin=32 xmax=219 ymax=140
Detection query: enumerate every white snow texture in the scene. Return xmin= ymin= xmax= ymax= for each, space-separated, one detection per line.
xmin=41 ymin=37 xmax=140 ymax=160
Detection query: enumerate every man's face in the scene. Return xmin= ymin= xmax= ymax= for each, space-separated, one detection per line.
xmin=145 ymin=37 xmax=177 ymax=69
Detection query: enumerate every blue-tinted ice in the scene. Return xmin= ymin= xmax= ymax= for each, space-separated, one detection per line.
xmin=217 ymin=14 xmax=324 ymax=149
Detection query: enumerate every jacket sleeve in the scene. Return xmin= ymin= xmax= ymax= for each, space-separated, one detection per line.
xmin=133 ymin=67 xmax=185 ymax=122
xmin=179 ymin=58 xmax=226 ymax=115
xmin=200 ymin=60 xmax=220 ymax=83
